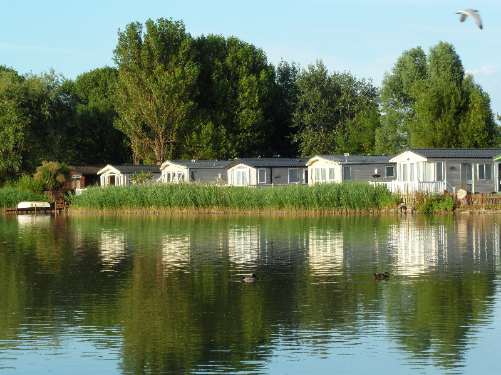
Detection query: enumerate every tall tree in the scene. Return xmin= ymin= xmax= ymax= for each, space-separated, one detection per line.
xmin=376 ymin=47 xmax=427 ymax=154
xmin=114 ymin=18 xmax=199 ymax=164
xmin=458 ymin=76 xmax=496 ymax=147
xmin=72 ymin=67 xmax=130 ymax=164
xmin=0 ymin=67 xmax=28 ymax=180
xmin=379 ymin=42 xmax=496 ymax=151
xmin=292 ymin=61 xmax=380 ymax=156
xmin=269 ymin=61 xmax=300 ymax=156
xmin=186 ymin=35 xmax=276 ymax=159
xmin=409 ymin=42 xmax=464 ymax=147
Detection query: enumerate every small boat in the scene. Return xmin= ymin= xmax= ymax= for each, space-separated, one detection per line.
xmin=12 ymin=201 xmax=52 ymax=214
xmin=17 ymin=201 xmax=51 ymax=210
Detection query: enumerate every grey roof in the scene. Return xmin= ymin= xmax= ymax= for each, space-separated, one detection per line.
xmin=69 ymin=165 xmax=104 ymax=175
xmin=317 ymin=155 xmax=393 ymax=164
xmin=230 ymin=158 xmax=308 ymax=168
xmin=169 ymin=160 xmax=232 ymax=169
xmin=411 ymin=148 xmax=501 ymax=159
xmin=110 ymin=165 xmax=160 ymax=174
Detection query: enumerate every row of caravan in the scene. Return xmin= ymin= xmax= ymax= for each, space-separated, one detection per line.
xmin=87 ymin=148 xmax=501 ymax=194
xmin=97 ymin=155 xmax=395 ymax=188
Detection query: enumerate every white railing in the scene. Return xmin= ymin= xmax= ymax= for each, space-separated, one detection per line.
xmin=370 ymin=181 xmax=448 ymax=195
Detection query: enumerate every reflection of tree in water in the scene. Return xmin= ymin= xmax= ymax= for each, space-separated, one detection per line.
xmin=0 ymin=216 xmax=130 ymax=351
xmin=384 ymin=216 xmax=499 ymax=369
xmin=0 ymin=215 xmax=500 ymax=373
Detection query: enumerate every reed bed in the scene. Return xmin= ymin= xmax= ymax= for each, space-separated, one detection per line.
xmin=70 ymin=183 xmax=399 ymax=212
xmin=0 ymin=187 xmax=47 ymax=209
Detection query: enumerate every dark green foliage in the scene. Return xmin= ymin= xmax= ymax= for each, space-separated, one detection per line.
xmin=292 ymin=62 xmax=380 ymax=156
xmin=72 ymin=67 xmax=129 ymax=164
xmin=187 ymin=34 xmax=277 ymax=159
xmin=70 ymin=183 xmax=398 ymax=211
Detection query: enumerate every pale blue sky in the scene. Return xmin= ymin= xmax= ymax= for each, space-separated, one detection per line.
xmin=1 ymin=0 xmax=500 ymax=114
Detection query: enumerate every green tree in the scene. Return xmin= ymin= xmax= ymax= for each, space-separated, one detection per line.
xmin=376 ymin=47 xmax=427 ymax=154
xmin=379 ymin=42 xmax=496 ymax=151
xmin=114 ymin=18 xmax=199 ymax=164
xmin=269 ymin=60 xmax=300 ymax=156
xmin=292 ymin=61 xmax=380 ymax=156
xmin=458 ymin=76 xmax=496 ymax=147
xmin=72 ymin=67 xmax=130 ymax=164
xmin=0 ymin=67 xmax=28 ymax=181
xmin=187 ymin=35 xmax=276 ymax=159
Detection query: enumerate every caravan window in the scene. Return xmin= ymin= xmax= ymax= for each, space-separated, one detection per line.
xmin=436 ymin=162 xmax=443 ymax=181
xmin=329 ymin=168 xmax=335 ymax=181
xmin=258 ymin=168 xmax=267 ymax=184
xmin=343 ymin=166 xmax=351 ymax=180
xmin=385 ymin=166 xmax=395 ymax=178
xmin=478 ymin=164 xmax=492 ymax=180
xmin=288 ymin=168 xmax=300 ymax=183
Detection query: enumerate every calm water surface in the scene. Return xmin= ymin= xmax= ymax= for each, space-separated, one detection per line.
xmin=0 ymin=214 xmax=500 ymax=374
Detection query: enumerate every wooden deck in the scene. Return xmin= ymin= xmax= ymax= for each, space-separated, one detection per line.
xmin=5 ymin=200 xmax=68 ymax=215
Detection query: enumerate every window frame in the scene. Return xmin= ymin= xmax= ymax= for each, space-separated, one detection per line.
xmin=257 ymin=168 xmax=267 ymax=184
xmin=478 ymin=163 xmax=492 ymax=180
xmin=343 ymin=165 xmax=351 ymax=180
xmin=436 ymin=162 xmax=444 ymax=181
xmin=385 ymin=165 xmax=395 ymax=178
xmin=288 ymin=168 xmax=300 ymax=184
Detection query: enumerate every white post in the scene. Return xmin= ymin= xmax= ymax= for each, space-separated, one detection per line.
xmin=472 ymin=164 xmax=476 ymax=194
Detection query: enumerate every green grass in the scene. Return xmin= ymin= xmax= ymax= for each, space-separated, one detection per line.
xmin=416 ymin=194 xmax=455 ymax=215
xmin=69 ymin=183 xmax=399 ymax=212
xmin=0 ymin=187 xmax=47 ymax=209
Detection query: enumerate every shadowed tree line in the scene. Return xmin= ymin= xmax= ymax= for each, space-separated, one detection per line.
xmin=1 ymin=18 xmax=500 ymax=181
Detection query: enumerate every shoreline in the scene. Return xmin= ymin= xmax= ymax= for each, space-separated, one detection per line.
xmin=66 ymin=207 xmax=401 ymax=217
xmin=3 ymin=206 xmax=501 ymax=217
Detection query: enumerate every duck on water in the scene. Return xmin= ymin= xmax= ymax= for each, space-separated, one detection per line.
xmin=374 ymin=272 xmax=390 ymax=281
xmin=242 ymin=274 xmax=257 ymax=283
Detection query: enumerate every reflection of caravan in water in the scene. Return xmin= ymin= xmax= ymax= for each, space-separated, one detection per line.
xmin=388 ymin=218 xmax=501 ymax=275
xmin=99 ymin=230 xmax=127 ymax=270
xmin=228 ymin=226 xmax=260 ymax=264
xmin=388 ymin=220 xmax=448 ymax=275
xmin=161 ymin=235 xmax=191 ymax=272
xmin=308 ymin=227 xmax=344 ymax=275
xmin=388 ymin=220 xmax=447 ymax=276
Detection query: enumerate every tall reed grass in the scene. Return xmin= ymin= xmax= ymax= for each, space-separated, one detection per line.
xmin=70 ymin=183 xmax=399 ymax=212
xmin=0 ymin=187 xmax=47 ymax=209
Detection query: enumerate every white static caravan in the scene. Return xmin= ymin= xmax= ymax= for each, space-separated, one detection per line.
xmin=385 ymin=148 xmax=501 ymax=194
xmin=160 ymin=160 xmax=231 ymax=184
xmin=97 ymin=165 xmax=161 ymax=187
xmin=307 ymin=155 xmax=396 ymax=185
xmin=227 ymin=158 xmax=308 ymax=186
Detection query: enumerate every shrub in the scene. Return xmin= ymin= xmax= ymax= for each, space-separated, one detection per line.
xmin=416 ymin=195 xmax=455 ymax=215
xmin=33 ymin=161 xmax=70 ymax=192
xmin=131 ymin=172 xmax=154 ymax=185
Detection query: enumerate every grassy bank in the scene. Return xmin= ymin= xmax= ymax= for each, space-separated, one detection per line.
xmin=0 ymin=187 xmax=47 ymax=209
xmin=70 ymin=183 xmax=399 ymax=213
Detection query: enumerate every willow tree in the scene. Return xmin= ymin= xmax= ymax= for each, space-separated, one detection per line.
xmin=114 ymin=18 xmax=198 ymax=164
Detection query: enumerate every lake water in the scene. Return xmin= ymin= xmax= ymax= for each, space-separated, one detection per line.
xmin=0 ymin=214 xmax=500 ymax=374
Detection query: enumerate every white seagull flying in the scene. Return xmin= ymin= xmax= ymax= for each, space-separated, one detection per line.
xmin=456 ymin=9 xmax=483 ymax=30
